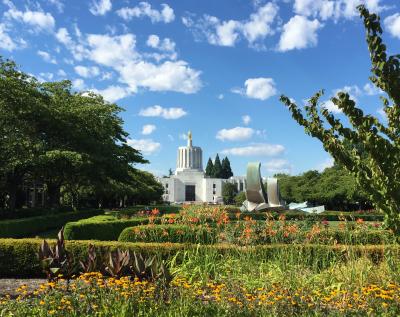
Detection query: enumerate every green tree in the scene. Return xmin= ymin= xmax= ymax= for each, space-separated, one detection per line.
xmin=280 ymin=6 xmax=399 ymax=230
xmin=205 ymin=158 xmax=214 ymax=177
xmin=0 ymin=58 xmax=161 ymax=211
xmin=212 ymin=154 xmax=223 ymax=178
xmin=222 ymin=182 xmax=238 ymax=205
xmin=221 ymin=157 xmax=233 ymax=179
xmin=234 ymin=191 xmax=246 ymax=206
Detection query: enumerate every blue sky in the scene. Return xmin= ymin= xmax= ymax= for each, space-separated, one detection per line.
xmin=1 ymin=0 xmax=400 ymax=177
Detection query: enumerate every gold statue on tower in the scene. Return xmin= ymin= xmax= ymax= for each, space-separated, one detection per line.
xmin=188 ymin=130 xmax=192 ymax=147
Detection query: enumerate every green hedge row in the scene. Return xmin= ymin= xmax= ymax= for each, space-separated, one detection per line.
xmin=64 ymin=217 xmax=149 ymax=241
xmin=118 ymin=224 xmax=217 ymax=244
xmin=0 ymin=209 xmax=103 ymax=238
xmin=0 ymin=238 xmax=399 ymax=278
xmin=227 ymin=211 xmax=384 ymax=222
xmin=0 ymin=206 xmax=75 ymax=220
xmin=108 ymin=205 xmax=182 ymax=218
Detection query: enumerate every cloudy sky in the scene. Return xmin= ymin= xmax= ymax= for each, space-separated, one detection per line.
xmin=1 ymin=0 xmax=400 ymax=177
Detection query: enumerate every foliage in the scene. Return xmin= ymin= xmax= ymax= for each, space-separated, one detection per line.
xmin=234 ymin=191 xmax=246 ymax=206
xmin=0 ymin=237 xmax=399 ymax=278
xmin=212 ymin=154 xmax=223 ymax=178
xmin=0 ymin=57 xmax=161 ymax=212
xmin=0 ymin=209 xmax=102 ymax=238
xmin=280 ymin=7 xmax=400 ymax=233
xmin=2 ymin=272 xmax=400 ymax=316
xmin=222 ymin=183 xmax=238 ymax=204
xmin=275 ymin=165 xmax=371 ymax=210
xmin=118 ymin=224 xmax=217 ymax=244
xmin=38 ymin=228 xmax=75 ymax=281
xmin=63 ymin=217 xmax=149 ymax=241
xmin=205 ymin=158 xmax=214 ymax=177
xmin=206 ymin=155 xmax=234 ymax=179
xmin=221 ymin=157 xmax=233 ymax=179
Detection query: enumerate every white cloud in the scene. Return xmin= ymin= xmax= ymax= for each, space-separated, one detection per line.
xmin=142 ymin=124 xmax=157 ymax=135
xmin=384 ymin=13 xmax=400 ymax=39
xmin=316 ymin=157 xmax=334 ymax=171
xmin=377 ymin=108 xmax=387 ymax=120
xmin=264 ymin=159 xmax=292 ymax=174
xmin=86 ymin=33 xmax=138 ymax=67
xmin=37 ymin=50 xmax=57 ymax=64
xmin=233 ymin=77 xmax=277 ymax=100
xmin=74 ymin=65 xmax=100 ymax=78
xmin=221 ymin=143 xmax=285 ymax=156
xmin=89 ymin=0 xmax=112 ymax=16
xmin=322 ymin=100 xmax=341 ymax=114
xmin=91 ymin=85 xmax=130 ymax=103
xmin=48 ymin=0 xmax=64 ymax=13
xmin=241 ymin=2 xmax=279 ymax=43
xmin=56 ymin=28 xmax=73 ymax=45
xmin=37 ymin=72 xmax=54 ymax=82
xmin=217 ymin=94 xmax=224 ymax=100
xmin=179 ymin=133 xmax=188 ymax=140
xmin=242 ymin=115 xmax=251 ymax=125
xmin=216 ymin=127 xmax=254 ymax=141
xmin=278 ymin=15 xmax=322 ymax=51
xmin=0 ymin=23 xmax=24 ymax=51
xmin=139 ymin=105 xmax=187 ymax=119
xmin=57 ymin=69 xmax=67 ymax=77
xmin=127 ymin=138 xmax=161 ymax=155
xmin=146 ymin=34 xmax=175 ymax=52
xmin=168 ymin=134 xmax=174 ymax=141
xmin=72 ymin=78 xmax=86 ymax=90
xmin=55 ymin=29 xmax=202 ymax=95
xmin=145 ymin=34 xmax=177 ymax=61
xmin=117 ymin=2 xmax=175 ymax=23
xmin=118 ymin=60 xmax=202 ymax=94
xmin=183 ymin=2 xmax=278 ymax=47
xmin=363 ymin=83 xmax=383 ymax=95
xmin=293 ymin=0 xmax=387 ymax=22
xmin=5 ymin=7 xmax=55 ymax=32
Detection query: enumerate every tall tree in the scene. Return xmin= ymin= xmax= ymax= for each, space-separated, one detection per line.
xmin=221 ymin=157 xmax=233 ymax=179
xmin=222 ymin=182 xmax=238 ymax=205
xmin=280 ymin=6 xmax=400 ymax=232
xmin=205 ymin=158 xmax=214 ymax=176
xmin=212 ymin=154 xmax=223 ymax=178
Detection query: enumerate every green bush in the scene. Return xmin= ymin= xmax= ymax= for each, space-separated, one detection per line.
xmin=64 ymin=218 xmax=149 ymax=241
xmin=0 ymin=209 xmax=103 ymax=238
xmin=118 ymin=224 xmax=217 ymax=244
xmin=0 ymin=238 xmax=399 ymax=278
xmin=108 ymin=205 xmax=182 ymax=218
xmin=0 ymin=206 xmax=74 ymax=220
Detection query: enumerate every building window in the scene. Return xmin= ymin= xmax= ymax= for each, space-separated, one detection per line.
xmin=213 ymin=190 xmax=216 ymax=195
xmin=165 ymin=190 xmax=169 ymax=194
xmin=240 ymin=182 xmax=243 ymax=191
xmin=166 ymin=183 xmax=169 ymax=188
xmin=213 ymin=183 xmax=216 ymax=188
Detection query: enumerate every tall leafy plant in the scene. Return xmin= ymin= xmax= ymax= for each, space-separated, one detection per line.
xmin=280 ymin=6 xmax=400 ymax=233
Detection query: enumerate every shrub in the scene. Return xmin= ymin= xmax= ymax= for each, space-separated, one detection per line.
xmin=0 ymin=209 xmax=103 ymax=238
xmin=64 ymin=218 xmax=149 ymax=241
xmin=108 ymin=205 xmax=182 ymax=218
xmin=0 ymin=238 xmax=399 ymax=278
xmin=118 ymin=224 xmax=217 ymax=244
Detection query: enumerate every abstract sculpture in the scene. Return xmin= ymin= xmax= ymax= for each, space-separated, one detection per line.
xmin=241 ymin=162 xmax=285 ymax=212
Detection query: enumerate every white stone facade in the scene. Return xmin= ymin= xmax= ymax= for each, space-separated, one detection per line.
xmin=158 ymin=132 xmax=246 ymax=204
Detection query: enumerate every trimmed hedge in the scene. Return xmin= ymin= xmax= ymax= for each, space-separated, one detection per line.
xmin=64 ymin=218 xmax=149 ymax=241
xmin=0 ymin=238 xmax=399 ymax=278
xmin=0 ymin=209 xmax=103 ymax=238
xmin=108 ymin=205 xmax=182 ymax=218
xmin=225 ymin=211 xmax=384 ymax=222
xmin=0 ymin=206 xmax=74 ymax=220
xmin=118 ymin=224 xmax=217 ymax=244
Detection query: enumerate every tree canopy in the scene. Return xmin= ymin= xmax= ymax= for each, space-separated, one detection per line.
xmin=280 ymin=6 xmax=400 ymax=231
xmin=0 ymin=58 xmax=162 ymax=211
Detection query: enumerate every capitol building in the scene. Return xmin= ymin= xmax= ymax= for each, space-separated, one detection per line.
xmin=159 ymin=132 xmax=246 ymax=203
